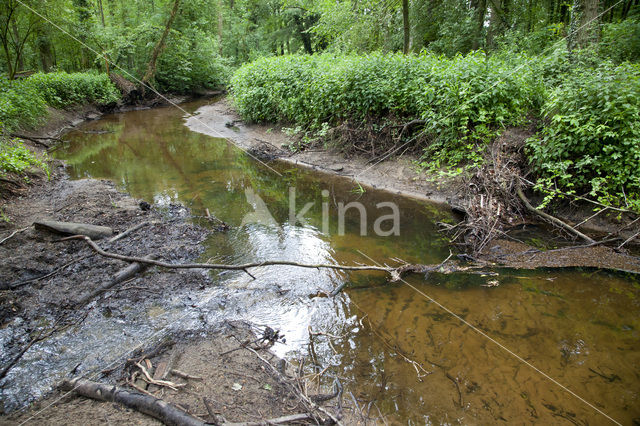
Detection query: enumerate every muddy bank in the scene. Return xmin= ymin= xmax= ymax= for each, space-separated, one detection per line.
xmin=0 ymin=176 xmax=210 ymax=410
xmin=3 ymin=321 xmax=348 ymax=425
xmin=185 ymin=98 xmax=461 ymax=207
xmin=0 ymin=98 xmax=347 ymax=423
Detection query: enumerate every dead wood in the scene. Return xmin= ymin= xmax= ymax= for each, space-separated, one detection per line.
xmin=108 ymin=221 xmax=151 ymax=243
xmin=34 ymin=220 xmax=114 ymax=240
xmin=241 ymin=345 xmax=340 ymax=425
xmin=76 ymin=256 xmax=155 ymax=305
xmin=516 ymin=186 xmax=595 ymax=244
xmin=109 ymin=72 xmax=140 ymax=103
xmin=0 ymin=323 xmax=58 ymax=380
xmin=62 ymin=378 xmax=204 ymax=426
xmin=5 ymin=254 xmax=91 ymax=290
xmin=10 ymin=134 xmax=63 ymax=148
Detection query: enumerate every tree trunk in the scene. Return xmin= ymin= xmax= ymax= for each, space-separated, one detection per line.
xmin=97 ymin=0 xmax=105 ymax=26
xmin=141 ymin=0 xmax=181 ymax=85
xmin=472 ymin=0 xmax=487 ymax=50
xmin=402 ymin=0 xmax=410 ymax=54
xmin=11 ymin=21 xmax=23 ymax=72
xmin=568 ymin=0 xmax=600 ymax=52
xmin=217 ymin=0 xmax=223 ymax=55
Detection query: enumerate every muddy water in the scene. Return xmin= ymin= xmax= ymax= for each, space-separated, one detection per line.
xmin=49 ymin=100 xmax=640 ymax=424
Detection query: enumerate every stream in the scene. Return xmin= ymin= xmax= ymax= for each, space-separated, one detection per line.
xmin=8 ymin=99 xmax=640 ymax=423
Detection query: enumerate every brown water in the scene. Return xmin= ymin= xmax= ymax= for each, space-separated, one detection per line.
xmin=53 ymin=100 xmax=640 ymax=424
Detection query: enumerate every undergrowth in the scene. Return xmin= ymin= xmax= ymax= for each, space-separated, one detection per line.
xmin=0 ymin=71 xmax=120 ymax=133
xmin=231 ymin=49 xmax=640 ymax=212
xmin=0 ymin=138 xmax=49 ymax=180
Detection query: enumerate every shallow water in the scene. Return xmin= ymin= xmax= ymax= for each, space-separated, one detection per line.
xmin=43 ymin=100 xmax=640 ymax=423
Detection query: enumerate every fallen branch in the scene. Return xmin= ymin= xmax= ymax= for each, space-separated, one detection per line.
xmin=76 ymin=256 xmax=155 ymax=305
xmin=0 ymin=324 xmax=58 ymax=380
xmin=63 ymin=378 xmax=203 ymax=426
xmin=225 ymin=413 xmax=315 ymax=426
xmin=10 ymin=134 xmax=63 ymax=148
xmin=617 ymin=230 xmax=640 ymax=250
xmin=242 ymin=345 xmax=341 ymax=425
xmin=516 ymin=186 xmax=595 ymax=244
xmin=61 ymin=235 xmax=402 ymax=278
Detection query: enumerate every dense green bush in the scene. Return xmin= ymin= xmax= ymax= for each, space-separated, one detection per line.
xmin=0 ymin=78 xmax=48 ymax=132
xmin=527 ymin=62 xmax=640 ymax=210
xmin=0 ymin=72 xmax=120 ymax=133
xmin=0 ymin=139 xmax=49 ymax=179
xmin=155 ymin=30 xmax=231 ymax=93
xmin=26 ymin=72 xmax=120 ymax=108
xmin=231 ymin=52 xmax=542 ymax=167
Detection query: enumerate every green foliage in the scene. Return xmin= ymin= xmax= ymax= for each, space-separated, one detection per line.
xmin=155 ymin=30 xmax=231 ymax=93
xmin=0 ymin=139 xmax=50 ymax=179
xmin=0 ymin=72 xmax=120 ymax=133
xmin=231 ymin=52 xmax=543 ymax=169
xmin=527 ymin=62 xmax=640 ymax=211
xmin=0 ymin=78 xmax=48 ymax=132
xmin=26 ymin=72 xmax=120 ymax=108
xmin=599 ymin=17 xmax=640 ymax=64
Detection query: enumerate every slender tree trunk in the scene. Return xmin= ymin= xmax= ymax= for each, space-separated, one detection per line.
xmin=142 ymin=0 xmax=181 ymax=85
xmin=472 ymin=0 xmax=487 ymax=50
xmin=98 ymin=0 xmax=105 ymax=25
xmin=11 ymin=22 xmax=23 ymax=72
xmin=402 ymin=0 xmax=410 ymax=54
xmin=217 ymin=0 xmax=223 ymax=55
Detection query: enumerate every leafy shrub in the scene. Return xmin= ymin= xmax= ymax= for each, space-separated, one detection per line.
xmin=231 ymin=52 xmax=542 ymax=168
xmin=600 ymin=17 xmax=640 ymax=64
xmin=0 ymin=72 xmax=120 ymax=133
xmin=0 ymin=78 xmax=48 ymax=132
xmin=0 ymin=139 xmax=49 ymax=179
xmin=26 ymin=71 xmax=120 ymax=108
xmin=527 ymin=62 xmax=640 ymax=210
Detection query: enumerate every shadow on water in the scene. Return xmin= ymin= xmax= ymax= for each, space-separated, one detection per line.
xmin=38 ymin=100 xmax=640 ymax=423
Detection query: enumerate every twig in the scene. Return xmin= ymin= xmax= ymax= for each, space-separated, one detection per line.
xmin=516 ymin=186 xmax=595 ymax=244
xmin=0 ymin=227 xmax=27 ymax=245
xmin=617 ymin=231 xmax=640 ymax=250
xmin=170 ymin=369 xmax=203 ymax=381
xmin=108 ymin=221 xmax=150 ymax=244
xmin=242 ymin=345 xmax=342 ymax=425
xmin=5 ymin=255 xmax=91 ymax=290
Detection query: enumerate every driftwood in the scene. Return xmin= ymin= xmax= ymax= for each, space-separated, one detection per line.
xmin=516 ymin=187 xmax=596 ymax=244
xmin=63 ymin=378 xmax=204 ymax=426
xmin=10 ymin=133 xmax=63 ymax=148
xmin=34 ymin=220 xmax=114 ymax=240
